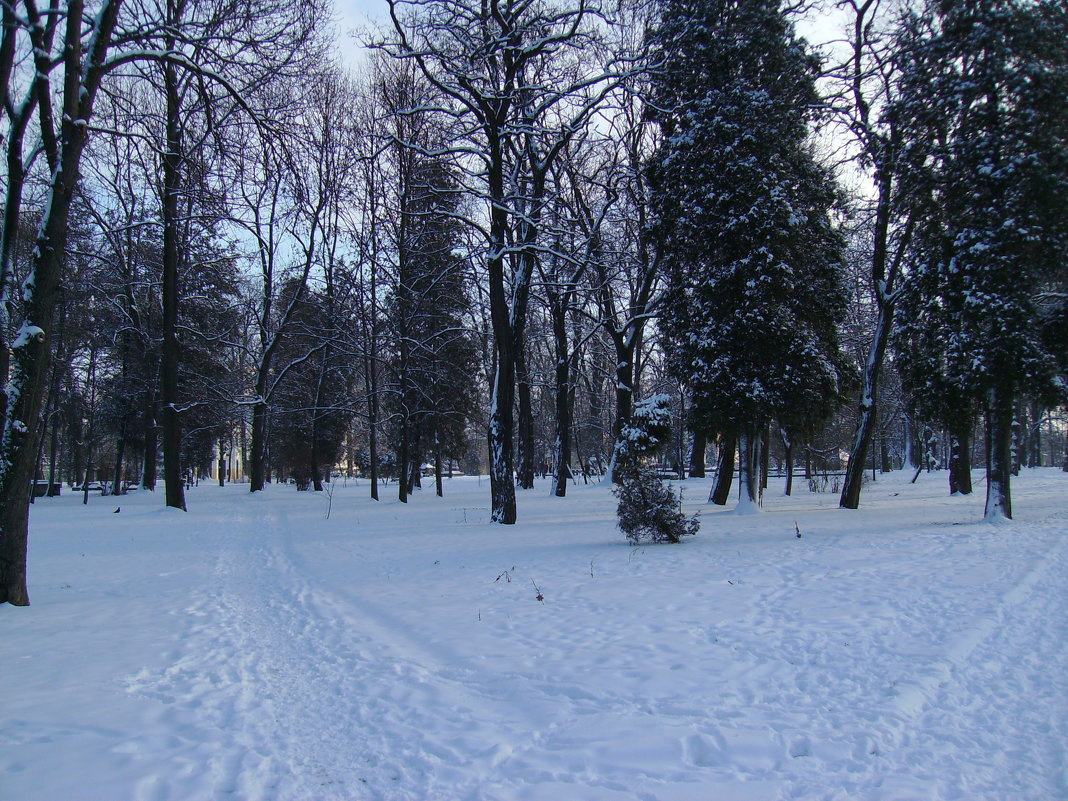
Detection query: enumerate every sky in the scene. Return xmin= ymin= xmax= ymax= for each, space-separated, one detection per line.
xmin=332 ymin=0 xmax=850 ymax=70
xmin=334 ymin=0 xmax=385 ymax=67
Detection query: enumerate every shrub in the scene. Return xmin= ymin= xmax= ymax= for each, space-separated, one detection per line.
xmin=614 ymin=395 xmax=698 ymax=544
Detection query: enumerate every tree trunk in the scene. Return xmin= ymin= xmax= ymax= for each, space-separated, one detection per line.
xmin=1027 ymin=401 xmax=1041 ymax=468
xmin=364 ymin=352 xmax=380 ymax=501
xmin=984 ymin=386 xmax=1013 ymax=520
xmin=780 ymin=427 xmax=794 ymax=496
xmin=47 ymin=406 xmax=61 ymax=495
xmin=408 ymin=455 xmax=421 ymax=494
xmin=608 ymin=354 xmax=635 ymax=484
xmin=552 ymin=304 xmax=571 ymax=498
xmin=1062 ymin=421 xmax=1068 ymax=472
xmin=249 ymin=401 xmax=267 ymax=492
xmin=880 ymin=434 xmax=892 ymax=473
xmin=689 ymin=431 xmax=706 ymax=479
xmin=0 ymin=0 xmax=122 ymax=605
xmin=398 ymin=418 xmax=409 ymax=503
xmin=160 ymin=52 xmax=186 ymax=512
xmin=141 ymin=398 xmax=158 ymax=490
xmin=112 ymin=418 xmax=129 ymax=496
xmin=710 ymin=432 xmax=736 ymax=505
xmin=948 ymin=423 xmax=973 ymax=496
xmin=488 ymin=356 xmax=517 ymax=523
xmin=516 ymin=346 xmax=535 ymax=490
xmin=760 ymin=424 xmax=769 ymax=491
xmin=0 ymin=58 xmax=37 ymax=437
xmin=1010 ymin=407 xmax=1022 ymax=477
xmin=737 ymin=428 xmax=761 ymax=511
xmin=311 ymin=413 xmax=323 ymax=492
xmin=840 ymin=313 xmax=893 ymax=508
xmin=434 ymin=434 xmax=444 ymax=497
xmin=218 ymin=439 xmax=226 ymax=487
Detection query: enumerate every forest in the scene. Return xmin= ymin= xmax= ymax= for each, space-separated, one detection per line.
xmin=1 ymin=0 xmax=1067 ymax=606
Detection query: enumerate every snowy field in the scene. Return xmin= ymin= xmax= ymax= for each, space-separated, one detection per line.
xmin=4 ymin=468 xmax=1068 ymax=801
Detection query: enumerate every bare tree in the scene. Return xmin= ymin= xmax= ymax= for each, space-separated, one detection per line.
xmin=380 ymin=0 xmax=642 ymax=523
xmin=831 ymin=0 xmax=916 ymax=510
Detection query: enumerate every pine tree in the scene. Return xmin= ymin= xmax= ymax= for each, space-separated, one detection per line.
xmin=647 ymin=0 xmax=851 ymax=511
xmin=384 ymin=153 xmax=478 ymax=501
xmin=893 ymin=0 xmax=1068 ymax=519
xmin=270 ymin=281 xmax=357 ymax=490
xmin=614 ymin=395 xmax=699 ymax=544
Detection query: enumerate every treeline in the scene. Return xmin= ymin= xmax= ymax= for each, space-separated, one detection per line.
xmin=2 ymin=0 xmax=1067 ymax=604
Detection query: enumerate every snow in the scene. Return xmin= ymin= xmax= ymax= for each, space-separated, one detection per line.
xmin=11 ymin=323 xmax=45 ymax=349
xmin=4 ymin=469 xmax=1068 ymax=801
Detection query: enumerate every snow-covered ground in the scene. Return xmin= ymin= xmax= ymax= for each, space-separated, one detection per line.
xmin=4 ymin=468 xmax=1067 ymax=801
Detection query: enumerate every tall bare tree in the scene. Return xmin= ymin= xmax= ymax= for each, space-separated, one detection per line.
xmin=381 ymin=0 xmax=641 ymax=523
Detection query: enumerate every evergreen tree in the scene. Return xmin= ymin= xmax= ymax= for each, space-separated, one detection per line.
xmin=647 ymin=0 xmax=851 ymax=511
xmin=270 ymin=280 xmax=357 ymax=490
xmin=384 ymin=153 xmax=478 ymax=501
xmin=893 ymin=0 xmax=1068 ymax=519
xmin=614 ymin=395 xmax=699 ymax=544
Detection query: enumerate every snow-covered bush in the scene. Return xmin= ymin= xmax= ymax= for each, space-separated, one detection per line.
xmin=615 ymin=394 xmax=674 ymax=462
xmin=616 ymin=469 xmax=700 ymax=544
xmin=614 ymin=396 xmax=698 ymax=544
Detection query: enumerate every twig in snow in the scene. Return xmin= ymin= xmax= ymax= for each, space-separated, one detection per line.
xmin=531 ymin=578 xmax=544 ymax=602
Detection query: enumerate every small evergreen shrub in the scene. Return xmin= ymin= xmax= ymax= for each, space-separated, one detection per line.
xmin=616 ymin=468 xmax=700 ymax=544
xmin=614 ymin=395 xmax=699 ymax=544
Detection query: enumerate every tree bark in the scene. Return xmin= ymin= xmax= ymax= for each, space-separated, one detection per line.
xmin=551 ymin=302 xmax=572 ymax=498
xmin=160 ymin=44 xmax=186 ymax=511
xmin=249 ymin=401 xmax=267 ymax=492
xmin=1027 ymin=401 xmax=1041 ymax=468
xmin=984 ymin=386 xmax=1013 ymax=520
xmin=141 ymin=395 xmax=158 ymax=490
xmin=488 ymin=354 xmax=517 ymax=524
xmin=516 ymin=344 xmax=535 ymax=490
xmin=760 ymin=424 xmax=770 ymax=491
xmin=112 ymin=417 xmax=129 ymax=496
xmin=710 ymin=432 xmax=736 ymax=505
xmin=948 ymin=423 xmax=973 ymax=495
xmin=689 ymin=431 xmax=706 ymax=479
xmin=398 ymin=417 xmax=409 ymax=503
xmin=840 ymin=301 xmax=893 ymax=508
xmin=737 ymin=428 xmax=761 ymax=510
xmin=434 ymin=434 xmax=443 ymax=497
xmin=780 ymin=427 xmax=794 ymax=496
xmin=0 ymin=0 xmax=121 ymax=604
xmin=608 ymin=352 xmax=635 ymax=483
xmin=486 ymin=169 xmax=518 ymax=523
xmin=366 ymin=370 xmax=379 ymax=501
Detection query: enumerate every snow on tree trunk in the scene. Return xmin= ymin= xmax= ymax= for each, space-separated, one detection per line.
xmin=736 ymin=429 xmax=761 ymax=514
xmin=488 ymin=363 xmax=517 ymax=525
xmin=984 ymin=386 xmax=1013 ymax=521
xmin=516 ymin=346 xmax=535 ymax=490
xmin=841 ymin=300 xmax=893 ymax=509
xmin=0 ymin=0 xmax=123 ymax=605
